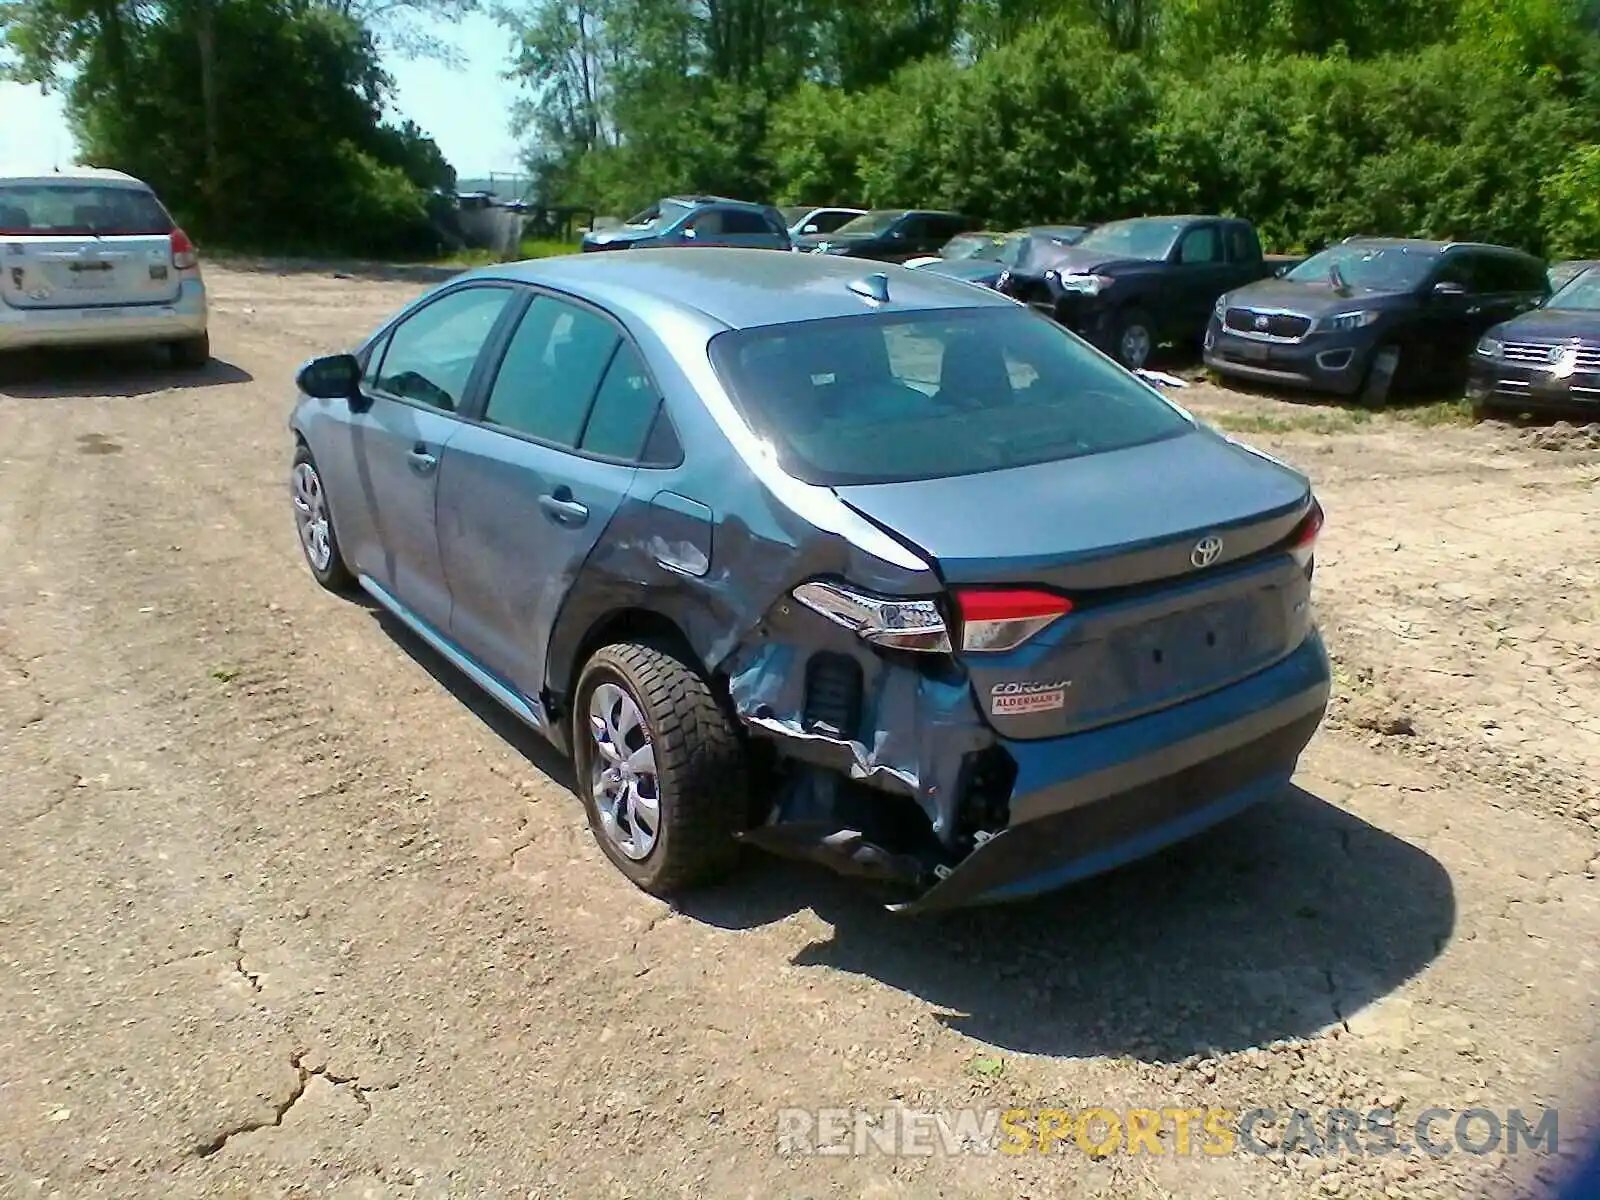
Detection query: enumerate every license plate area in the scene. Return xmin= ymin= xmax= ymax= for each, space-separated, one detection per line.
xmin=1110 ymin=593 xmax=1284 ymax=698
xmin=1237 ymin=341 xmax=1272 ymax=363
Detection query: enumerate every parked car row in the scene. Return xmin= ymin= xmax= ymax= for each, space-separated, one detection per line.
xmin=577 ymin=193 xmax=1600 ymax=418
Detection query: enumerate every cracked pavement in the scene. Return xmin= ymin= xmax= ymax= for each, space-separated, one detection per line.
xmin=0 ymin=264 xmax=1597 ymax=1198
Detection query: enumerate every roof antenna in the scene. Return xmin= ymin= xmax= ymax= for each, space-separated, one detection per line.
xmin=847 ymin=272 xmax=891 ymax=305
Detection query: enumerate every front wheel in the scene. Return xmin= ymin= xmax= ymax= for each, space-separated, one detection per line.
xmin=573 ymin=641 xmax=749 ymax=896
xmin=291 ymin=443 xmax=355 ymax=592
xmin=1112 ymin=308 xmax=1155 ymax=370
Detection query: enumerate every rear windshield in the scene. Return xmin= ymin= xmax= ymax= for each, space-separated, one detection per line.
xmin=707 ymin=307 xmax=1193 ymax=485
xmin=0 ymin=183 xmax=175 ymax=236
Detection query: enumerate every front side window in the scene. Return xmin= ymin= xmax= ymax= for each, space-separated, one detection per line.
xmin=1225 ymin=225 xmax=1258 ymax=263
xmin=371 ymin=286 xmax=513 ymax=412
xmin=1177 ymin=226 xmax=1221 ymax=264
xmin=483 ymin=296 xmax=620 ymax=447
xmin=708 ymin=308 xmax=1193 ymax=486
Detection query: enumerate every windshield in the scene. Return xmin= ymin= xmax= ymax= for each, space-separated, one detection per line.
xmin=0 ymin=183 xmax=174 ymax=236
xmin=940 ymin=233 xmax=1010 ymax=262
xmin=1286 ymin=243 xmax=1439 ymax=291
xmin=708 ymin=308 xmax=1192 ymax=486
xmin=624 ymin=200 xmax=692 ymax=230
xmin=779 ymin=206 xmax=810 ymax=226
xmin=833 ymin=209 xmax=905 ymax=236
xmin=1549 ymin=267 xmax=1600 ymax=311
xmin=1075 ymin=218 xmax=1185 ymax=261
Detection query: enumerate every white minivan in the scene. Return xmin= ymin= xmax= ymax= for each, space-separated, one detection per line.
xmin=0 ymin=167 xmax=209 ymax=366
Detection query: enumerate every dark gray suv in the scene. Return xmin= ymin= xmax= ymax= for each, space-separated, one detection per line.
xmin=581 ymin=196 xmax=792 ymax=253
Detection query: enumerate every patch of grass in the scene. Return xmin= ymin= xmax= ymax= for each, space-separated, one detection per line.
xmin=1212 ymin=407 xmax=1370 ymax=435
xmin=430 ymin=239 xmax=579 ymax=269
xmin=1389 ymin=397 xmax=1476 ymax=427
xmin=211 ymin=668 xmax=239 ymax=683
xmin=967 ymin=1056 xmax=1007 ymax=1079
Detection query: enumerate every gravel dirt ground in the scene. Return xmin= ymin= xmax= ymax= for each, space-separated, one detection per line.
xmin=2 ymin=263 xmax=1598 ymax=1200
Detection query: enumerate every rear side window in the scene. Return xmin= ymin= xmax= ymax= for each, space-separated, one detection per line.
xmin=708 ymin=308 xmax=1193 ymax=485
xmin=484 ymin=296 xmax=620 ymax=446
xmin=1226 ymin=225 xmax=1260 ymax=263
xmin=580 ymin=342 xmax=663 ymax=460
xmin=722 ymin=209 xmax=771 ymax=235
xmin=0 ymin=183 xmax=174 ymax=236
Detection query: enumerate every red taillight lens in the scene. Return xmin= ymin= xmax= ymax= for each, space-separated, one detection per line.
xmin=171 ymin=227 xmax=199 ymax=270
xmin=1290 ymin=498 xmax=1323 ymax=570
xmin=953 ymin=588 xmax=1073 ymax=653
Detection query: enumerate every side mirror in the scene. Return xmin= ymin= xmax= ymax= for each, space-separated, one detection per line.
xmin=296 ymin=353 xmax=361 ymax=400
xmin=887 ymin=228 xmax=905 ymax=239
xmin=802 ymin=223 xmax=818 ymax=234
xmin=681 ymin=227 xmax=697 ymax=240
xmin=1274 ymin=263 xmax=1291 ymax=277
xmin=1432 ymin=280 xmax=1467 ymax=297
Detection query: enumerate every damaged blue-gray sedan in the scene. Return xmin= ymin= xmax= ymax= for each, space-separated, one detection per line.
xmin=287 ymin=248 xmax=1331 ymax=913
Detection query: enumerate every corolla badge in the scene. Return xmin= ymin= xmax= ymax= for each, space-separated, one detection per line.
xmin=1190 ymin=535 xmax=1224 ymax=568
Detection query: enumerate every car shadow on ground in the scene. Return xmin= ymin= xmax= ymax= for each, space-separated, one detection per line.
xmin=0 ymin=345 xmax=252 ymax=398
xmin=678 ymin=784 xmax=1455 ymax=1062
xmin=366 ymin=606 xmax=577 ymax=791
xmin=358 ymin=591 xmax=1454 ymax=1064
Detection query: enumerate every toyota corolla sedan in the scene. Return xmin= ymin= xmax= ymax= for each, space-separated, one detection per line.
xmin=288 ymin=249 xmax=1330 ymax=913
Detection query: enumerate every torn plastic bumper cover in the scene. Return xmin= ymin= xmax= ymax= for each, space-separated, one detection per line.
xmin=724 ymin=625 xmax=1332 ymax=914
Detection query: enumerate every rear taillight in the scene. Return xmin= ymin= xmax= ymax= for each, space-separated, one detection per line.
xmin=171 ymin=228 xmax=199 ymax=271
xmin=790 ymin=581 xmax=1076 ymax=656
xmin=791 ymin=581 xmax=951 ymax=653
xmin=1289 ymin=498 xmax=1323 ymax=571
xmin=952 ymin=588 xmax=1073 ymax=653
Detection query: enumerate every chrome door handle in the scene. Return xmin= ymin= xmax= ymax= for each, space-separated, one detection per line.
xmin=538 ymin=490 xmax=589 ymax=526
xmin=406 ymin=443 xmax=438 ymax=475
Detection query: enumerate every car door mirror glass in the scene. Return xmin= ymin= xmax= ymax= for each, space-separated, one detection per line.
xmin=802 ymin=224 xmax=817 ymax=234
xmin=1433 ymin=280 xmax=1467 ymax=297
xmin=681 ymin=227 xmax=697 ymax=239
xmin=297 ymin=353 xmax=361 ymax=400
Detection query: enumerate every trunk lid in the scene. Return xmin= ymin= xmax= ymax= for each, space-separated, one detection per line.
xmin=833 ymin=427 xmax=1318 ymax=739
xmin=0 ymin=233 xmax=184 ymax=310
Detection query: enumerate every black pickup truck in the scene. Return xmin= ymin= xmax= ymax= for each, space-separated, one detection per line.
xmin=994 ymin=215 xmax=1297 ymax=369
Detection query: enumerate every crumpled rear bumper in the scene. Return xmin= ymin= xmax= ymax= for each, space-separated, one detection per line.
xmin=891 ymin=631 xmax=1331 ymax=914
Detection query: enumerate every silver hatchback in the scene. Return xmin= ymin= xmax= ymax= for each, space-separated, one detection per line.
xmin=0 ymin=167 xmax=210 ymax=366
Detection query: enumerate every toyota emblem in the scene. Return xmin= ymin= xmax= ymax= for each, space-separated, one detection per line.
xmin=1190 ymin=535 xmax=1224 ymax=568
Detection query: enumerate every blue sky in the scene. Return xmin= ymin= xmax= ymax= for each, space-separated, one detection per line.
xmin=0 ymin=11 xmax=524 ymax=179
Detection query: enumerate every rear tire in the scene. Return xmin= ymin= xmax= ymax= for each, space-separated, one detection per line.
xmin=170 ymin=332 xmax=211 ymax=369
xmin=573 ymin=641 xmax=749 ymax=897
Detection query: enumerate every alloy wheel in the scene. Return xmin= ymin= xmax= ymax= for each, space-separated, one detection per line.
xmin=588 ymin=682 xmax=661 ymax=860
